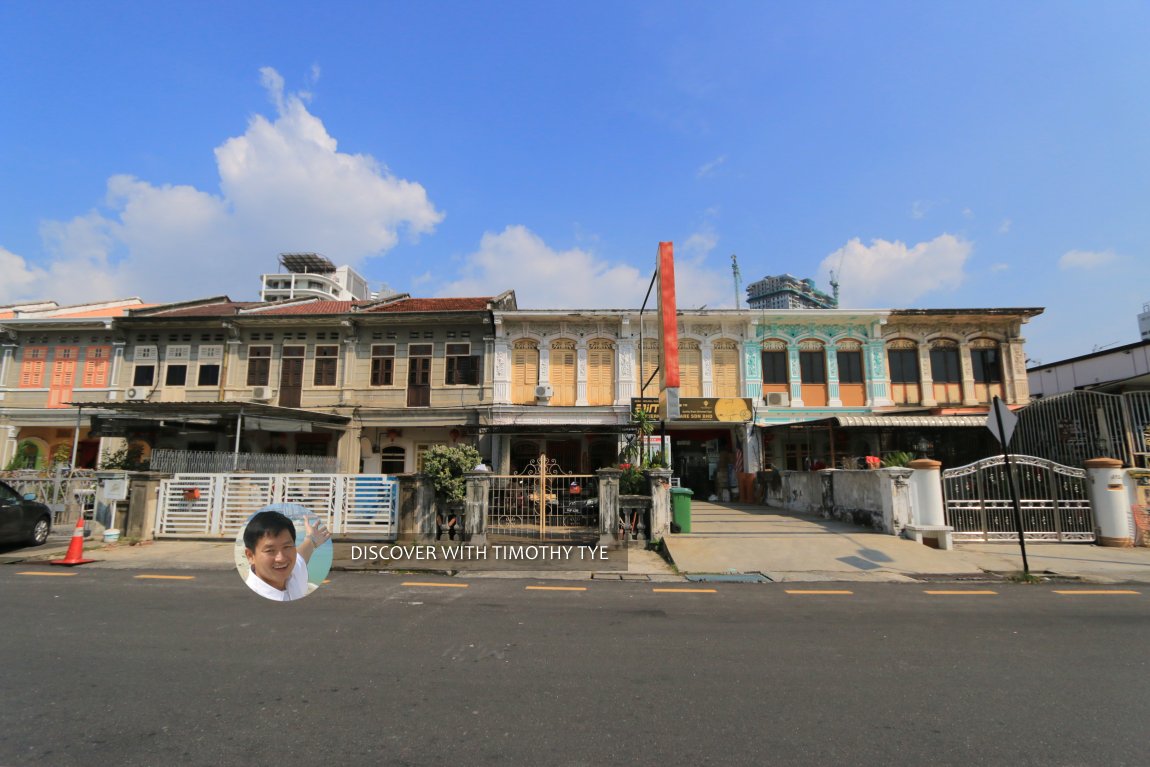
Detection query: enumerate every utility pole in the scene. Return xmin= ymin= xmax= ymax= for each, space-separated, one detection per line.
xmin=731 ymin=254 xmax=742 ymax=309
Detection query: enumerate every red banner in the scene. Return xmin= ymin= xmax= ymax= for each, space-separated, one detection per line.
xmin=657 ymin=241 xmax=679 ymax=388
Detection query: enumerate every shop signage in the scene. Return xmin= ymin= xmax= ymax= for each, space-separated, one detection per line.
xmin=630 ymin=398 xmax=660 ymax=420
xmin=677 ymin=397 xmax=754 ymax=422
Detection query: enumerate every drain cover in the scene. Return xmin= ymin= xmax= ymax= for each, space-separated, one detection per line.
xmin=685 ymin=573 xmax=771 ymax=583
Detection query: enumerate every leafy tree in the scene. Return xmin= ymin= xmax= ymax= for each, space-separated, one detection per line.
xmin=100 ymin=444 xmax=150 ymax=471
xmin=420 ymin=444 xmax=481 ymax=503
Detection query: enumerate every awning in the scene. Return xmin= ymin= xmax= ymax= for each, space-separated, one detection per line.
xmin=777 ymin=415 xmax=987 ymax=429
xmin=68 ymin=400 xmax=350 ymax=428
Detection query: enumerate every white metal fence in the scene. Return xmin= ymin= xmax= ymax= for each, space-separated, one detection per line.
xmin=156 ymin=473 xmax=398 ymax=538
xmin=0 ymin=469 xmax=98 ymax=527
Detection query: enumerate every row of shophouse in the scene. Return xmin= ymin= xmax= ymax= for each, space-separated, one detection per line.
xmin=0 ymin=269 xmax=1043 ymax=498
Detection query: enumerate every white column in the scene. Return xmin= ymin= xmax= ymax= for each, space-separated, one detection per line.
xmin=908 ymin=459 xmax=946 ymax=526
xmin=1085 ymin=457 xmax=1134 ymax=546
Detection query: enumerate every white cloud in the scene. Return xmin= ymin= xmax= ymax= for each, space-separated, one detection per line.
xmin=0 ymin=247 xmax=48 ymax=302
xmin=1058 ymin=249 xmax=1116 ymax=270
xmin=437 ymin=225 xmax=729 ymax=310
xmin=990 ymin=263 xmax=1009 ymax=273
xmin=962 ymin=207 xmax=974 ymax=219
xmin=0 ymin=67 xmax=443 ymax=304
xmin=818 ymin=234 xmax=972 ymax=307
xmin=998 ymin=218 xmax=1012 ymax=234
xmin=696 ymin=155 xmax=727 ymax=179
xmin=911 ymin=201 xmax=929 ymax=220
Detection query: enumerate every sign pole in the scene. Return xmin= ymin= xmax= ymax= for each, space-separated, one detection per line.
xmin=991 ymin=396 xmax=1030 ymax=575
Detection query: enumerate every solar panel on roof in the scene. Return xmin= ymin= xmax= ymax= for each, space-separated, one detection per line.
xmin=279 ymin=252 xmax=336 ymax=273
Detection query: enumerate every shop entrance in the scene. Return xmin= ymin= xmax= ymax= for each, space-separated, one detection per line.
xmin=671 ymin=429 xmax=738 ymax=499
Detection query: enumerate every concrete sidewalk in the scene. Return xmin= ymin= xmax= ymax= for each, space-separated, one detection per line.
xmin=5 ymin=502 xmax=1150 ymax=583
xmin=661 ymin=500 xmax=1150 ymax=583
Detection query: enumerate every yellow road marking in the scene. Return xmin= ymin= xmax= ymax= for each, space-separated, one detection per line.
xmin=16 ymin=571 xmax=77 ymax=577
xmin=401 ymin=581 xmax=469 ymax=588
xmin=526 ymin=585 xmax=587 ymax=591
xmin=134 ymin=574 xmax=196 ymax=580
xmin=1052 ymin=589 xmax=1140 ymax=595
xmin=925 ymin=590 xmax=998 ymax=595
xmin=653 ymin=588 xmax=717 ymax=593
xmin=785 ymin=589 xmax=853 ymax=595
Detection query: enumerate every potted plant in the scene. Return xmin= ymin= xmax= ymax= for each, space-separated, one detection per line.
xmin=420 ymin=443 xmax=481 ymax=539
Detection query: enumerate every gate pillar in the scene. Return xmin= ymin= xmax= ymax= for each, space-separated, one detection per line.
xmin=465 ymin=471 xmax=491 ymax=546
xmin=908 ymin=459 xmax=947 ymax=526
xmin=596 ymin=468 xmax=621 ymax=547
xmin=647 ymin=468 xmax=673 ymax=538
xmin=1085 ymin=457 xmax=1133 ymax=547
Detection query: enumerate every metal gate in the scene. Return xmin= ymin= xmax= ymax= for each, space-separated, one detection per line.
xmin=487 ymin=454 xmax=599 ymax=542
xmin=942 ymin=455 xmax=1094 ymax=542
xmin=155 ymin=473 xmax=398 ymax=538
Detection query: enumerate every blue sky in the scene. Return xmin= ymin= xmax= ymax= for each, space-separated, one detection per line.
xmin=2 ymin=1 xmax=1148 ymax=365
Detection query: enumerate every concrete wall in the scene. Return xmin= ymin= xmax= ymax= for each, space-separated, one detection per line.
xmin=772 ymin=468 xmax=913 ymax=535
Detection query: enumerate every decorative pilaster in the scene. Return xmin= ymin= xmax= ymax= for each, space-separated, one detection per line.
xmin=788 ymin=343 xmax=804 ymax=406
xmin=576 ymin=343 xmax=588 ymax=406
xmin=959 ymin=341 xmax=978 ymax=406
xmin=701 ymin=343 xmax=714 ymax=398
xmin=742 ymin=339 xmax=762 ymax=400
xmin=918 ymin=342 xmax=936 ymax=407
xmin=826 ymin=343 xmax=842 ymax=407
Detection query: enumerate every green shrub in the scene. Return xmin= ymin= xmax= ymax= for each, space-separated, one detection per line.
xmin=420 ymin=444 xmax=481 ymax=503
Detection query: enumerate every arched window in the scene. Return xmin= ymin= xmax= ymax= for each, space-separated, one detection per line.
xmin=887 ymin=339 xmax=921 ymax=405
xmin=836 ymin=339 xmax=865 ymax=407
xmin=549 ymin=339 xmax=577 ymax=406
xmin=679 ymin=339 xmax=702 ymax=398
xmin=929 ymin=339 xmax=962 ymax=404
xmin=380 ymin=446 xmax=406 ymax=475
xmin=712 ymin=339 xmax=740 ymax=398
xmin=760 ymin=339 xmax=789 ymax=402
xmin=798 ymin=339 xmax=827 ymax=406
xmin=639 ymin=338 xmax=660 ymax=397
xmin=511 ymin=339 xmax=539 ymax=405
xmin=587 ymin=339 xmax=615 ymax=406
xmin=970 ymin=338 xmax=1003 ymax=403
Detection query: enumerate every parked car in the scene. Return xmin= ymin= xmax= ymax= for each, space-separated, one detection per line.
xmin=0 ymin=480 xmax=52 ymax=546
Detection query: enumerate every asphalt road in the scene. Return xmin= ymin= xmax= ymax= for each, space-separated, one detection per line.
xmin=2 ymin=568 xmax=1147 ymax=767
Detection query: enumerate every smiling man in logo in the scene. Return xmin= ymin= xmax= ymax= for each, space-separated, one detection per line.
xmin=242 ymin=510 xmax=330 ymax=602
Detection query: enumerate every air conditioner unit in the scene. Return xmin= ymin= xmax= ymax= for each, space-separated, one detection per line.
xmin=124 ymin=386 xmax=152 ymax=401
xmin=765 ymin=391 xmax=790 ymax=407
xmin=534 ymin=384 xmax=554 ymax=399
xmin=252 ymin=386 xmax=274 ymax=401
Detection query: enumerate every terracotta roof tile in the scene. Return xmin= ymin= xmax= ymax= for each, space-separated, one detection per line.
xmin=365 ymin=297 xmax=491 ymax=313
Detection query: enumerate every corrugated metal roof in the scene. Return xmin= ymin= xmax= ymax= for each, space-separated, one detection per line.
xmin=246 ymin=300 xmax=373 ymax=316
xmin=830 ymin=415 xmax=986 ymax=428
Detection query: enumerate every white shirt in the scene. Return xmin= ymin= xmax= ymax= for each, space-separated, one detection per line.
xmin=245 ymin=553 xmax=310 ymax=602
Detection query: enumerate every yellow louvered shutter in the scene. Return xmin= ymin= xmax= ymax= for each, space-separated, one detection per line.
xmin=587 ymin=340 xmax=614 ymax=405
xmin=512 ymin=342 xmax=539 ymax=404
xmin=679 ymin=340 xmax=701 ymax=397
xmin=712 ymin=340 xmax=739 ymax=398
xmin=550 ymin=340 xmax=576 ymax=406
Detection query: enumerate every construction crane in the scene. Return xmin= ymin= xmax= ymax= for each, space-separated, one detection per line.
xmin=731 ymin=254 xmax=742 ymax=309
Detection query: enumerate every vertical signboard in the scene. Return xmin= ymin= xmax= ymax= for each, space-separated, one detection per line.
xmin=657 ymin=241 xmax=681 ymax=419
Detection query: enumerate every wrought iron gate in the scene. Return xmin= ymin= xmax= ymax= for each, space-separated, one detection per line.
xmin=486 ymin=454 xmax=599 ymax=542
xmin=942 ymin=455 xmax=1094 ymax=542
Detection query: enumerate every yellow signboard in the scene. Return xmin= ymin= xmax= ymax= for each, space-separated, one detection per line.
xmin=678 ymin=398 xmax=753 ymax=422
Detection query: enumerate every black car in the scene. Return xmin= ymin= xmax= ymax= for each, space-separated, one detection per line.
xmin=0 ymin=480 xmax=52 ymax=546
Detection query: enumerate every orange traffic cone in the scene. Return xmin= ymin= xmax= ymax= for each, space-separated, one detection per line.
xmin=50 ymin=515 xmax=97 ymax=566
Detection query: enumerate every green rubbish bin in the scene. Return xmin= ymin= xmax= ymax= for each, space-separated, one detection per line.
xmin=670 ymin=487 xmax=693 ymax=533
